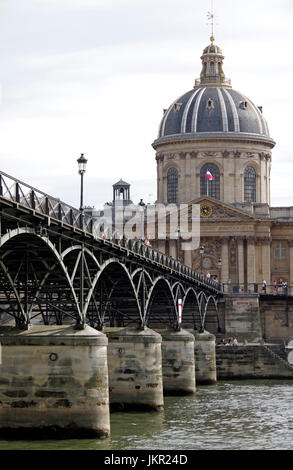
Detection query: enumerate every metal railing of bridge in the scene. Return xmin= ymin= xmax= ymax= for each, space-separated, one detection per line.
xmin=0 ymin=170 xmax=221 ymax=293
xmin=222 ymin=282 xmax=293 ymax=296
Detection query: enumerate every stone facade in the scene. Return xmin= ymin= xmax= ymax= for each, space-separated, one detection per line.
xmin=155 ymin=146 xmax=272 ymax=206
xmin=149 ymin=36 xmax=293 ymax=288
xmin=150 ymin=196 xmax=293 ymax=288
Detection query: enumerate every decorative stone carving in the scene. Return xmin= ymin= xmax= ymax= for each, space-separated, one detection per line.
xmin=203 ymin=152 xmax=216 ymax=157
xmin=206 ymin=206 xmax=236 ymax=218
xmin=256 ymin=236 xmax=272 ymax=244
xmin=199 ymin=239 xmax=222 ymax=258
xmin=190 ymin=151 xmax=197 ymax=159
xmin=246 ymin=153 xmax=257 ymax=158
xmin=234 ymin=151 xmax=241 ymax=158
xmin=167 ymin=154 xmax=176 ymax=160
xmin=179 ymin=152 xmax=186 ymax=160
xmin=223 ymin=150 xmax=229 ymax=158
xmin=156 ymin=153 xmax=164 ymax=162
xmin=203 ymin=257 xmax=212 ymax=269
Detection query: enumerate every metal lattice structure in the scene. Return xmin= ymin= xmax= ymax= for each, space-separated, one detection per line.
xmin=0 ymin=170 xmax=221 ymax=332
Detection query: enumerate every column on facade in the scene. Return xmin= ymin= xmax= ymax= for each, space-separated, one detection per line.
xmin=222 ymin=151 xmax=230 ymax=203
xmin=234 ymin=151 xmax=242 ymax=204
xmin=184 ymin=152 xmax=191 ymax=202
xmin=184 ymin=248 xmax=192 ymax=268
xmin=289 ymin=241 xmax=293 ymax=284
xmin=189 ymin=152 xmax=197 ymax=200
xmin=221 ymin=237 xmax=229 ymax=284
xmin=157 ymin=239 xmax=166 ymax=254
xmin=169 ymin=239 xmax=177 ymax=260
xmin=267 ymin=155 xmax=271 ymax=207
xmin=259 ymin=153 xmax=263 ymax=203
xmin=247 ymin=237 xmax=256 ymax=285
xmin=261 ymin=237 xmax=271 ymax=285
xmin=237 ymin=237 xmax=245 ymax=286
xmin=156 ymin=154 xmax=164 ymax=203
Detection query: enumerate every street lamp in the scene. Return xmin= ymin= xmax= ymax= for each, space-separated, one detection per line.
xmin=77 ymin=153 xmax=88 ymax=212
xmin=218 ymin=257 xmax=222 ymax=282
xmin=76 ymin=153 xmax=87 ymax=330
xmin=138 ymin=198 xmax=145 ymax=240
xmin=200 ymin=245 xmax=204 ymax=274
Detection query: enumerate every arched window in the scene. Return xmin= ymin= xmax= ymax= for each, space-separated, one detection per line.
xmin=274 ymin=243 xmax=286 ymax=261
xmin=167 ymin=168 xmax=178 ymax=203
xmin=200 ymin=163 xmax=220 ymax=199
xmin=244 ymin=167 xmax=256 ymax=202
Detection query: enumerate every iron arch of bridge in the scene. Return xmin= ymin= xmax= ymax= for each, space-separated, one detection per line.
xmin=0 ymin=227 xmax=220 ymax=331
xmin=0 ymin=228 xmax=83 ymax=327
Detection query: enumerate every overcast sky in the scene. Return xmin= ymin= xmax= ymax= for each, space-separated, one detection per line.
xmin=0 ymin=0 xmax=292 ymax=209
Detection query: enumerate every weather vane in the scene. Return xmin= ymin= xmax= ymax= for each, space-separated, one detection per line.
xmin=206 ymin=0 xmax=217 ymax=40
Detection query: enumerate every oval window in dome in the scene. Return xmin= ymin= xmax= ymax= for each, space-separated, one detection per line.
xmin=206 ymin=98 xmax=214 ymax=110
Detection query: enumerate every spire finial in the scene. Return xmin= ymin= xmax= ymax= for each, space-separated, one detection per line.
xmin=207 ymin=0 xmax=216 ymax=40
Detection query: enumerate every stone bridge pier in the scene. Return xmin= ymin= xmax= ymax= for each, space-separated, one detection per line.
xmin=0 ymin=323 xmax=217 ymax=437
xmin=0 ymin=325 xmax=110 ymax=438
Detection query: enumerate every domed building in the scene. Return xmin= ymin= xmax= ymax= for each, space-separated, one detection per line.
xmin=153 ymin=35 xmax=275 ymax=206
xmin=150 ymin=36 xmax=293 ymax=291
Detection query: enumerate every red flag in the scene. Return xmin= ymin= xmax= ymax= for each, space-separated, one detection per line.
xmin=205 ymin=170 xmax=215 ymax=181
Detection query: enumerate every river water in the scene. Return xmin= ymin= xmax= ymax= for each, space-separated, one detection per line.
xmin=0 ymin=380 xmax=292 ymax=451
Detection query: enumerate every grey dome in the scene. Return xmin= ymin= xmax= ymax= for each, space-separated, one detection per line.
xmin=203 ymin=43 xmax=223 ymax=55
xmin=156 ymin=86 xmax=273 ymax=144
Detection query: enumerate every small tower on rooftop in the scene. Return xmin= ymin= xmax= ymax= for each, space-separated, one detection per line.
xmin=112 ymin=178 xmax=132 ymax=207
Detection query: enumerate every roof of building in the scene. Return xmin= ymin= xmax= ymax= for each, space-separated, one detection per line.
xmin=112 ymin=178 xmax=130 ymax=187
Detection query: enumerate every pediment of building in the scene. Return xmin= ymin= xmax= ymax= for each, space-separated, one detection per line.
xmin=181 ymin=196 xmax=259 ymax=221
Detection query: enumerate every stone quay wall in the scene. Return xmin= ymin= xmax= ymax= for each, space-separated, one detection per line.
xmin=259 ymin=297 xmax=293 ymax=341
xmin=218 ymin=294 xmax=262 ymax=343
xmin=216 ymin=344 xmax=293 ymax=380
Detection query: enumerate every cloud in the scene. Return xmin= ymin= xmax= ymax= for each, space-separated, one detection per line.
xmin=0 ymin=0 xmax=292 ymax=209
xmin=31 ymin=0 xmax=133 ymax=10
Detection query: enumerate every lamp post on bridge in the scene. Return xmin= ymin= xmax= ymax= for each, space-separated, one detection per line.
xmin=77 ymin=153 xmax=88 ymax=215
xmin=138 ymin=198 xmax=146 ymax=241
xmin=76 ymin=153 xmax=87 ymax=329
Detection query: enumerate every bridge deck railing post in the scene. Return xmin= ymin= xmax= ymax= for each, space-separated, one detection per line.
xmin=45 ymin=196 xmax=49 ymax=216
xmin=30 ymin=190 xmax=36 ymax=209
xmin=15 ymin=182 xmax=20 ymax=203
